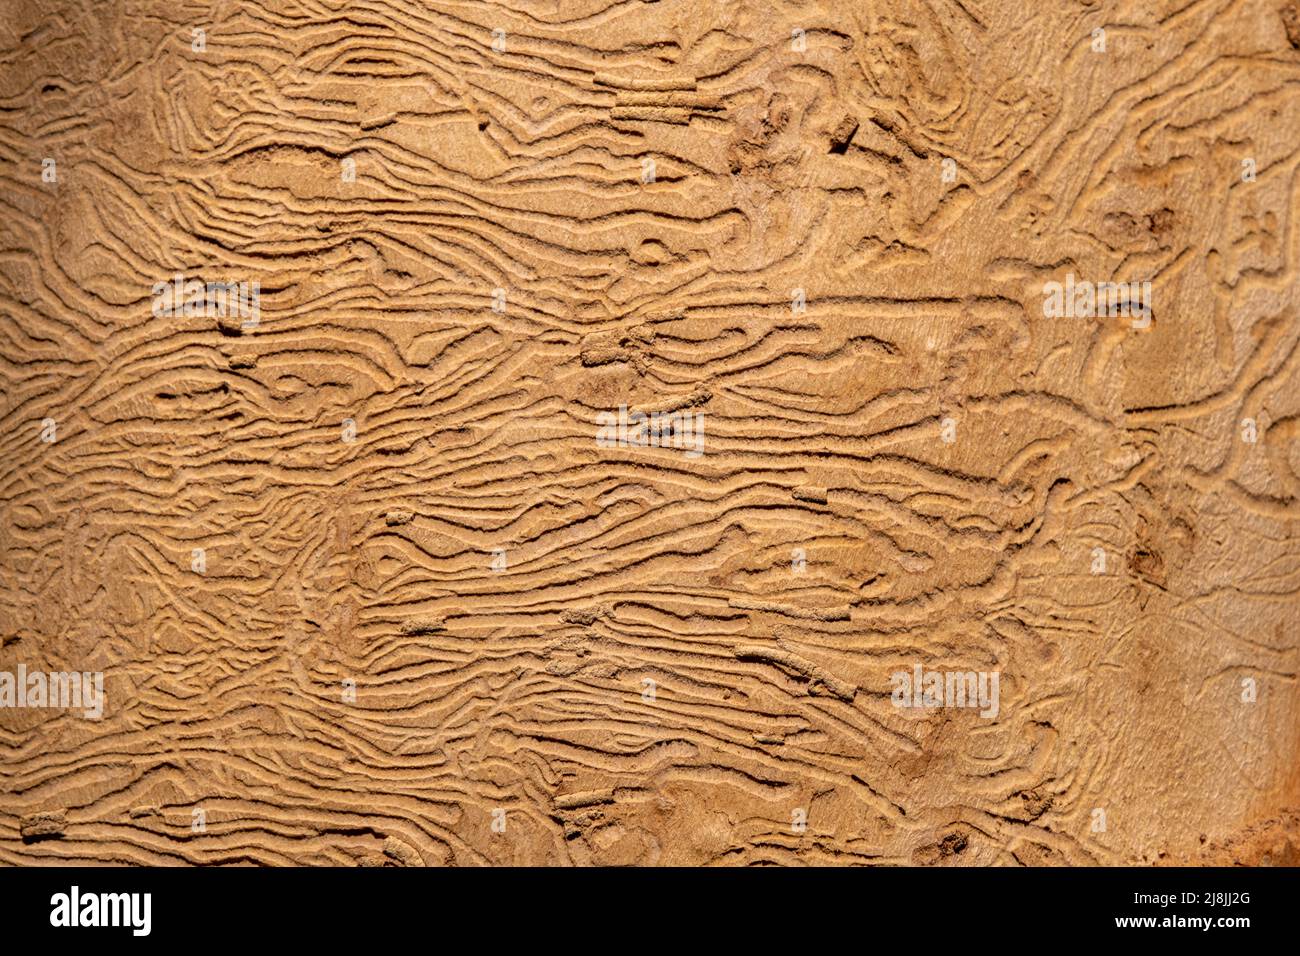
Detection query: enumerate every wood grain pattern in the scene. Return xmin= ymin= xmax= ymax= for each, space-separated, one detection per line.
xmin=1 ymin=0 xmax=1298 ymax=866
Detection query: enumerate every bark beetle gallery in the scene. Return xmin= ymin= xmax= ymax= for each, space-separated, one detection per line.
xmin=1 ymin=0 xmax=1298 ymax=868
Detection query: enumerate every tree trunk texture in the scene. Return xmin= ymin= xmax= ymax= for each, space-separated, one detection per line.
xmin=1 ymin=0 xmax=1298 ymax=866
